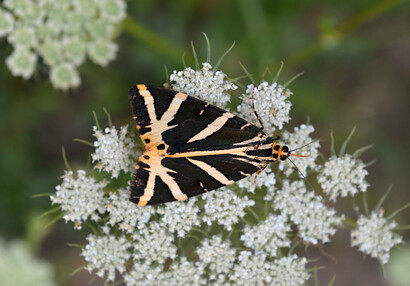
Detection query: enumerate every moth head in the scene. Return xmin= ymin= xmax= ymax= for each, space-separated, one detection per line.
xmin=272 ymin=143 xmax=309 ymax=161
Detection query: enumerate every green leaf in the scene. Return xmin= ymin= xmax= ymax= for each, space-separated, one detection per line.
xmin=191 ymin=40 xmax=199 ymax=70
xmin=375 ymin=185 xmax=393 ymax=212
xmin=339 ymin=126 xmax=356 ymax=157
xmin=353 ymin=144 xmax=373 ymax=158
xmin=214 ymin=41 xmax=235 ymax=71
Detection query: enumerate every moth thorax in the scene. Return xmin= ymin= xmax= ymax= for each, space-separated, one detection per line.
xmin=272 ymin=144 xmax=290 ymax=161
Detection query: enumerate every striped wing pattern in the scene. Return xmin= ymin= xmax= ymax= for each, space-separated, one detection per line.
xmin=128 ymin=84 xmax=273 ymax=206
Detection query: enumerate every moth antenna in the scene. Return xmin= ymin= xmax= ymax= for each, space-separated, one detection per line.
xmin=289 ymin=140 xmax=318 ymax=153
xmin=287 ymin=157 xmax=316 ymax=191
xmin=250 ymin=91 xmax=265 ymax=131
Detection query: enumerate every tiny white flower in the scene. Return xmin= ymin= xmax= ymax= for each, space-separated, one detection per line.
xmin=49 ymin=62 xmax=81 ymax=90
xmin=318 ymin=154 xmax=369 ymax=201
xmin=81 ymin=234 xmax=132 ymax=282
xmin=170 ymin=62 xmax=237 ymax=108
xmin=237 ymin=81 xmax=292 ymax=133
xmin=3 ymin=0 xmax=34 ymax=18
xmin=0 ymin=8 xmax=14 ymax=37
xmin=92 ymin=125 xmax=138 ymax=178
xmin=98 ymin=0 xmax=127 ymax=23
xmin=106 ymin=188 xmax=155 ymax=233
xmin=240 ymin=214 xmax=291 ymax=257
xmin=202 ymin=188 xmax=254 ymax=231
xmin=88 ymin=40 xmax=118 ymax=66
xmin=73 ymin=0 xmax=99 ymax=18
xmin=278 ymin=124 xmax=320 ymax=177
xmin=50 ymin=170 xmax=108 ymax=229
xmin=124 ymin=262 xmax=166 ymax=286
xmin=8 ymin=26 xmax=37 ymax=48
xmin=132 ymin=222 xmax=177 ymax=264
xmin=274 ymin=180 xmax=344 ymax=244
xmin=0 ymin=238 xmax=56 ymax=286
xmin=351 ymin=210 xmax=403 ymax=264
xmin=156 ymin=197 xmax=201 ymax=237
xmin=38 ymin=40 xmax=63 ymax=67
xmin=6 ymin=47 xmax=37 ymax=79
xmin=237 ymin=166 xmax=276 ymax=195
xmin=164 ymin=257 xmax=207 ymax=286
xmin=270 ymin=255 xmax=310 ymax=286
xmin=197 ymin=236 xmax=236 ymax=283
xmin=62 ymin=37 xmax=87 ymax=66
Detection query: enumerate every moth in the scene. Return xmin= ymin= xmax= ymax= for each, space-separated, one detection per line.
xmin=128 ymin=84 xmax=305 ymax=206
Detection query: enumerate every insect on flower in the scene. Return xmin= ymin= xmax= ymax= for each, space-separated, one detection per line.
xmin=128 ymin=84 xmax=307 ymax=206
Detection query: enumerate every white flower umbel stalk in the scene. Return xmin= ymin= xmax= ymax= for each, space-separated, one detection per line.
xmin=201 ymin=188 xmax=255 ymax=231
xmin=0 ymin=238 xmax=56 ymax=286
xmin=237 ymin=81 xmax=292 ymax=133
xmin=240 ymin=214 xmax=291 ymax=257
xmin=351 ymin=210 xmax=403 ymax=264
xmin=81 ymin=234 xmax=132 ymax=282
xmin=196 ymin=236 xmax=236 ymax=283
xmin=51 ymin=170 xmax=108 ymax=229
xmin=170 ymin=62 xmax=237 ymax=108
xmin=278 ymin=124 xmax=320 ymax=177
xmin=274 ymin=180 xmax=344 ymax=244
xmin=92 ymin=125 xmax=138 ymax=179
xmin=0 ymin=0 xmax=126 ymax=89
xmin=318 ymin=154 xmax=369 ymax=201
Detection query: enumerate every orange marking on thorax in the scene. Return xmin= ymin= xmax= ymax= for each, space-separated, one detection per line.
xmin=278 ymin=145 xmax=283 ymax=158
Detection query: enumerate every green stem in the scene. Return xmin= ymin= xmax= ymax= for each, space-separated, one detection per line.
xmin=122 ymin=16 xmax=186 ymax=64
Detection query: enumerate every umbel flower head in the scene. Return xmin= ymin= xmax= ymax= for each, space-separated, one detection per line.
xmin=49 ymin=41 xmax=406 ymax=285
xmin=0 ymin=238 xmax=56 ymax=286
xmin=0 ymin=0 xmax=126 ymax=90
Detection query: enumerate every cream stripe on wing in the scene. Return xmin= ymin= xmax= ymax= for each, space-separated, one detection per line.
xmin=159 ymin=172 xmax=188 ymax=201
xmin=187 ymin=158 xmax=235 ymax=185
xmin=137 ymin=172 xmax=156 ymax=206
xmin=187 ymin=112 xmax=235 ymax=143
xmin=141 ymin=91 xmax=158 ymax=124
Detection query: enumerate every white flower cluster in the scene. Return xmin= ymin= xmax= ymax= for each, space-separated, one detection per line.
xmin=318 ymin=154 xmax=369 ymax=201
xmin=170 ymin=62 xmax=237 ymax=108
xmin=274 ymin=180 xmax=344 ymax=244
xmin=278 ymin=124 xmax=320 ymax=177
xmin=132 ymin=222 xmax=177 ymax=264
xmin=0 ymin=238 xmax=56 ymax=286
xmin=237 ymin=166 xmax=276 ymax=195
xmin=156 ymin=198 xmax=201 ymax=237
xmin=202 ymin=188 xmax=255 ymax=231
xmin=81 ymin=234 xmax=132 ymax=282
xmin=0 ymin=0 xmax=126 ymax=89
xmin=240 ymin=214 xmax=291 ymax=257
xmin=106 ymin=188 xmax=155 ymax=232
xmin=51 ymin=170 xmax=107 ymax=229
xmin=230 ymin=252 xmax=309 ymax=286
xmin=196 ymin=236 xmax=236 ymax=284
xmin=92 ymin=125 xmax=138 ymax=178
xmin=351 ymin=210 xmax=403 ymax=264
xmin=237 ymin=81 xmax=292 ymax=133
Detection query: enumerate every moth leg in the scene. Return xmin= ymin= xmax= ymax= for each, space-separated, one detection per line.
xmin=253 ymin=161 xmax=269 ymax=182
xmin=250 ymin=90 xmax=265 ymax=131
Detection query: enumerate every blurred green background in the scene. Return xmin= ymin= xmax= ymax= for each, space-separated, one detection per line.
xmin=0 ymin=0 xmax=409 ymax=285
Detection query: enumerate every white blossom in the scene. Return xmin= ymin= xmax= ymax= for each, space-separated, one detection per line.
xmin=0 ymin=238 xmax=56 ymax=286
xmin=237 ymin=81 xmax=292 ymax=133
xmin=132 ymin=222 xmax=177 ymax=264
xmin=6 ymin=47 xmax=37 ymax=79
xmin=49 ymin=62 xmax=81 ymax=90
xmin=124 ymin=262 xmax=165 ymax=286
xmin=163 ymin=257 xmax=207 ymax=286
xmin=106 ymin=188 xmax=155 ymax=233
xmin=0 ymin=0 xmax=126 ymax=89
xmin=278 ymin=124 xmax=320 ymax=177
xmin=274 ymin=180 xmax=344 ymax=244
xmin=237 ymin=166 xmax=276 ymax=195
xmin=240 ymin=214 xmax=291 ymax=256
xmin=170 ymin=62 xmax=237 ymax=108
xmin=50 ymin=170 xmax=108 ymax=229
xmin=92 ymin=125 xmax=138 ymax=178
xmin=230 ymin=252 xmax=309 ymax=286
xmin=81 ymin=234 xmax=132 ymax=282
xmin=318 ymin=154 xmax=369 ymax=201
xmin=196 ymin=236 xmax=236 ymax=283
xmin=202 ymin=188 xmax=255 ymax=231
xmin=351 ymin=210 xmax=403 ymax=264
xmin=156 ymin=198 xmax=201 ymax=237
